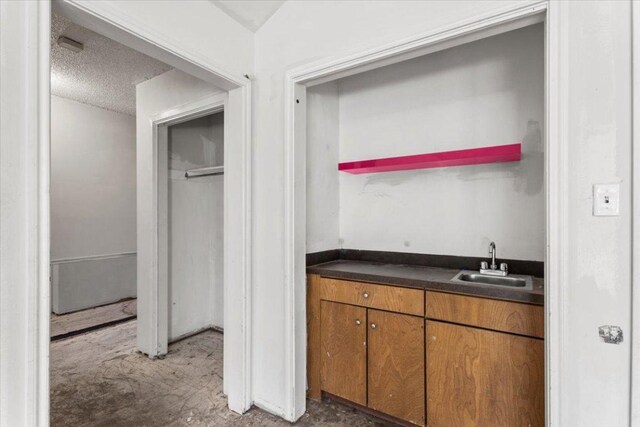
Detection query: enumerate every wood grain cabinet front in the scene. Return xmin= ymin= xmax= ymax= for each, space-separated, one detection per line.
xmin=319 ymin=277 xmax=424 ymax=316
xmin=368 ymin=309 xmax=425 ymax=426
xmin=307 ymin=274 xmax=544 ymax=427
xmin=320 ymin=300 xmax=367 ymax=406
xmin=426 ymin=320 xmax=544 ymax=427
xmin=426 ymin=291 xmax=544 ymax=338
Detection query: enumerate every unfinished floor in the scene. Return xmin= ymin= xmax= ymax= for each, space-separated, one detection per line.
xmin=50 ymin=321 xmax=385 ymax=426
xmin=51 ymin=299 xmax=136 ymax=339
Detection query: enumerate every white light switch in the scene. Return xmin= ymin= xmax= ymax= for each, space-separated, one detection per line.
xmin=593 ymin=183 xmax=620 ymax=216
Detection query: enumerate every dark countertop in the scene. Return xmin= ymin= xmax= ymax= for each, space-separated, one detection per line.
xmin=307 ymin=259 xmax=544 ymax=305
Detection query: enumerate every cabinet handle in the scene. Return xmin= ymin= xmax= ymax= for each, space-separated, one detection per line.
xmin=355 ymin=319 xmax=361 ymax=326
xmin=363 ymin=292 xmax=369 ymax=299
xmin=370 ymin=323 xmax=376 ymax=329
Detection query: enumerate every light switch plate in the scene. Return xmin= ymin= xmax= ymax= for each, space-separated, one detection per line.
xmin=593 ymin=183 xmax=620 ymax=216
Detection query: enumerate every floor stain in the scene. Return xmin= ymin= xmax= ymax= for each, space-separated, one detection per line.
xmin=51 ymin=320 xmax=387 ymax=426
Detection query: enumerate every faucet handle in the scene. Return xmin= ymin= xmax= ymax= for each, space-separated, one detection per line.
xmin=500 ymin=263 xmax=508 ymax=273
xmin=480 ymin=261 xmax=488 ymax=270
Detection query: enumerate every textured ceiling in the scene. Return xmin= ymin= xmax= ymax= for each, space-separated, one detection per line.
xmin=211 ymin=0 xmax=285 ymax=32
xmin=51 ymin=12 xmax=173 ymax=116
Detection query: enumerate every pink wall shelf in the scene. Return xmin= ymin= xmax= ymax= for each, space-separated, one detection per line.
xmin=338 ymin=143 xmax=521 ymax=174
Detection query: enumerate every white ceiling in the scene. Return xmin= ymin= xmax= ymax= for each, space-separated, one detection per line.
xmin=51 ymin=12 xmax=173 ymax=116
xmin=211 ymin=0 xmax=285 ymax=32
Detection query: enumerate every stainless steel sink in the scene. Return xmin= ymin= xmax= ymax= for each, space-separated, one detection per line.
xmin=451 ymin=270 xmax=533 ymax=290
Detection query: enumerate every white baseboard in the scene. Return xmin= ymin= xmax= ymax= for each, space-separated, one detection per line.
xmin=51 ymin=252 xmax=136 ymax=314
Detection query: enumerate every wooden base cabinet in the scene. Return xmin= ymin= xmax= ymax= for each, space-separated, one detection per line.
xmin=320 ymin=301 xmax=367 ymax=406
xmin=368 ymin=309 xmax=425 ymax=426
xmin=308 ymin=275 xmax=544 ymax=427
xmin=426 ymin=320 xmax=544 ymax=427
xmin=320 ymin=301 xmax=425 ymax=425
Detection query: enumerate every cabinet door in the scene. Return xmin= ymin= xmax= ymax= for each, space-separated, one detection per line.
xmin=368 ymin=309 xmax=425 ymax=426
xmin=320 ymin=301 xmax=367 ymax=405
xmin=427 ymin=320 xmax=544 ymax=427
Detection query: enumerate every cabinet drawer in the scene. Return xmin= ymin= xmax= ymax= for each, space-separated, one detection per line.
xmin=319 ymin=277 xmax=424 ymax=316
xmin=426 ymin=291 xmax=543 ymax=338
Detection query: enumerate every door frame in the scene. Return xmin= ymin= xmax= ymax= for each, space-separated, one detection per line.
xmin=282 ymin=1 xmax=567 ymax=423
xmin=143 ymin=92 xmax=226 ymax=357
xmin=631 ymin=0 xmax=640 ymax=424
xmin=57 ymin=2 xmax=255 ymax=415
xmin=0 ymin=1 xmax=253 ymax=424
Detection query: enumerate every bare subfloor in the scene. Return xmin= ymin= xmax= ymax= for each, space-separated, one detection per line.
xmin=51 ymin=299 xmax=136 ymax=339
xmin=51 ymin=321 xmax=385 ymax=427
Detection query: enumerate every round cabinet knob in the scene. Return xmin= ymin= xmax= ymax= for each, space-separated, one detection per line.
xmin=363 ymin=292 xmax=369 ymax=299
xmin=370 ymin=323 xmax=377 ymax=329
xmin=355 ymin=319 xmax=361 ymax=326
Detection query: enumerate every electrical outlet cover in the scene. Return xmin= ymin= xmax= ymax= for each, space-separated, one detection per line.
xmin=593 ymin=183 xmax=620 ymax=216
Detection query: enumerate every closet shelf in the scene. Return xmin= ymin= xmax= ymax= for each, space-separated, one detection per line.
xmin=185 ymin=165 xmax=224 ymax=178
xmin=338 ymin=143 xmax=521 ymax=174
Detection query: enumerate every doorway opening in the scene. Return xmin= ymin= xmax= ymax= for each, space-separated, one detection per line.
xmin=284 ymin=4 xmax=555 ymax=424
xmin=48 ymin=7 xmax=246 ymax=425
xmin=167 ymin=112 xmax=225 ymax=341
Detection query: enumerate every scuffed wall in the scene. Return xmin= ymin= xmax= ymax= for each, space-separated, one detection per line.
xmin=337 ymin=24 xmax=544 ymax=261
xmin=167 ymin=112 xmax=224 ymax=338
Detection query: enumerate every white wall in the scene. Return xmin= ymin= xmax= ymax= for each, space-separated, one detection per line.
xmin=136 ymin=69 xmax=223 ymax=355
xmin=306 ymin=82 xmax=340 ymax=254
xmin=336 ymin=24 xmax=544 ymax=261
xmin=561 ymin=2 xmax=632 ymax=425
xmin=255 ymin=0 xmax=633 ymax=424
xmin=51 ymin=96 xmax=136 ymax=260
xmin=167 ymin=113 xmax=224 ymax=339
xmin=50 ymin=95 xmax=136 ymax=312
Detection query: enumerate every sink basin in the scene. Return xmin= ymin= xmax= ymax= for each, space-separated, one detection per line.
xmin=451 ymin=271 xmax=533 ymax=290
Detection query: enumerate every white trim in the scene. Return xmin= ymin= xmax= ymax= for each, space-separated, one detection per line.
xmin=283 ymin=1 xmax=562 ymax=423
xmin=0 ymin=1 xmax=51 ymax=425
xmin=36 ymin=2 xmax=52 ymax=425
xmin=51 ymin=252 xmax=136 ymax=264
xmin=150 ymin=94 xmax=226 ymax=127
xmin=54 ymin=1 xmax=245 ymax=91
xmin=289 ymin=1 xmax=547 ymax=87
xmin=544 ymin=2 xmax=569 ymax=425
xmin=631 ymin=0 xmax=640 ymax=424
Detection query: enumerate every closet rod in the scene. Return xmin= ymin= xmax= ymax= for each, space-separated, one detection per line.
xmin=184 ymin=165 xmax=224 ymax=179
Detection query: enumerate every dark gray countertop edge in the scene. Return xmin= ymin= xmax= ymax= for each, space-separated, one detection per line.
xmin=307 ymin=263 xmax=544 ymax=306
xmin=307 ymin=249 xmax=544 ymax=278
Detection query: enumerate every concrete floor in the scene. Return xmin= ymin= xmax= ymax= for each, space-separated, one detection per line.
xmin=50 ymin=320 xmax=387 ymax=426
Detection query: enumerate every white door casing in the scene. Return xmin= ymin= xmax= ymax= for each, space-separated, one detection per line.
xmin=631 ymin=0 xmax=640 ymax=424
xmin=0 ymin=1 xmax=51 ymax=425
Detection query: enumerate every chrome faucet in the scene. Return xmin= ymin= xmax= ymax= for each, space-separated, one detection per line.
xmin=489 ymin=241 xmax=497 ymax=270
xmin=480 ymin=241 xmax=508 ymax=277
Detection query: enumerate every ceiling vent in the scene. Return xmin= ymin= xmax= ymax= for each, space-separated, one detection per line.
xmin=57 ymin=36 xmax=83 ymax=53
